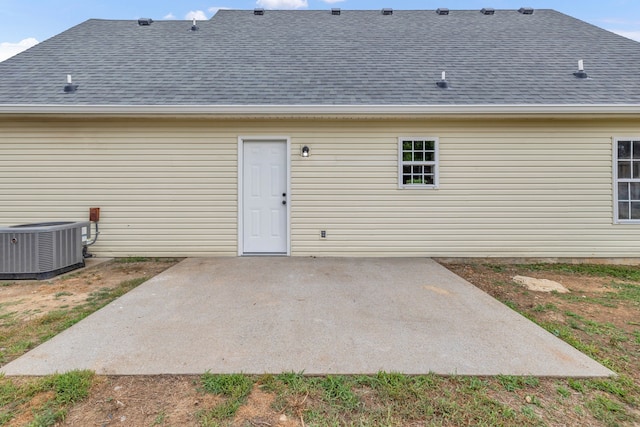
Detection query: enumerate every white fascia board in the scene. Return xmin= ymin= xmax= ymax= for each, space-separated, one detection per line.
xmin=0 ymin=104 xmax=640 ymax=116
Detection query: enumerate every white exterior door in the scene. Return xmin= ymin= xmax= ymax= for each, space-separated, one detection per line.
xmin=242 ymin=140 xmax=288 ymax=254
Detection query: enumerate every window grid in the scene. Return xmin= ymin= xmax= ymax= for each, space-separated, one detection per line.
xmin=399 ymin=138 xmax=438 ymax=188
xmin=615 ymin=139 xmax=640 ymax=222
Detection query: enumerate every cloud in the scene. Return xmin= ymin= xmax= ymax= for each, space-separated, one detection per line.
xmin=163 ymin=12 xmax=176 ymax=19
xmin=610 ymin=30 xmax=640 ymax=42
xmin=185 ymin=10 xmax=208 ymax=20
xmin=256 ymin=0 xmax=308 ymax=9
xmin=0 ymin=38 xmax=38 ymax=62
xmin=208 ymin=7 xmax=231 ymax=15
xmin=321 ymin=0 xmax=344 ymax=3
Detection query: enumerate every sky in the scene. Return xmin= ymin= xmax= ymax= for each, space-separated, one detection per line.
xmin=1 ymin=0 xmax=639 ymax=62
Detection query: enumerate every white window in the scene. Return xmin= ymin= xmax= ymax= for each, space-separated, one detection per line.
xmin=614 ymin=138 xmax=640 ymax=223
xmin=398 ymin=137 xmax=439 ymax=189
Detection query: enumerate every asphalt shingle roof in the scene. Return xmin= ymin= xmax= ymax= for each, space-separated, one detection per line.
xmin=0 ymin=9 xmax=639 ymax=105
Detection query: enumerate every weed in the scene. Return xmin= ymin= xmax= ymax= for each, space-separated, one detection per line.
xmin=0 ymin=376 xmax=19 ymax=406
xmin=200 ymin=372 xmax=253 ymax=399
xmin=47 ymin=370 xmax=94 ymax=404
xmin=0 ymin=311 xmax=17 ymax=325
xmin=556 ymin=385 xmax=571 ymax=398
xmin=498 ymin=375 xmax=521 ymax=392
xmin=54 ymin=291 xmax=73 ymax=299
xmin=459 ymin=376 xmax=487 ymax=392
xmin=521 ymin=405 xmax=538 ymax=419
xmin=503 ymin=300 xmax=518 ymax=310
xmin=532 ymin=303 xmax=556 ymax=312
xmin=612 ymin=282 xmax=640 ymax=305
xmin=485 ymin=264 xmax=507 ymax=273
xmin=497 ymin=375 xmax=539 ymax=392
xmin=321 ymin=375 xmax=359 ymax=409
xmin=151 ymin=410 xmax=166 ymax=425
xmin=586 ymin=395 xmax=631 ymax=425
xmin=84 ymin=278 xmax=146 ymax=309
xmin=199 ymin=372 xmax=253 ymax=422
xmin=586 ymin=376 xmax=636 ymax=402
xmin=9 ymin=340 xmax=34 ymax=354
xmin=568 ymin=379 xmax=585 ymax=393
xmin=275 ymin=371 xmax=308 ymax=393
xmin=115 ymin=256 xmax=150 ymax=263
xmin=522 ymin=263 xmax=640 ymax=282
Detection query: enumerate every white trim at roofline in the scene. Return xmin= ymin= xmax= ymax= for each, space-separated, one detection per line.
xmin=0 ymin=104 xmax=640 ymax=116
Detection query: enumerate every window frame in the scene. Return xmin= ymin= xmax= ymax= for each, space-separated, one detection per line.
xmin=613 ymin=137 xmax=640 ymax=224
xmin=397 ymin=137 xmax=439 ymax=189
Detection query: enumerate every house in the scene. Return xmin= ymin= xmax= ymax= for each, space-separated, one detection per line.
xmin=0 ymin=8 xmax=639 ymax=258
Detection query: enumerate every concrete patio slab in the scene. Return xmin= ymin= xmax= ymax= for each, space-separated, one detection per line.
xmin=1 ymin=257 xmax=613 ymax=377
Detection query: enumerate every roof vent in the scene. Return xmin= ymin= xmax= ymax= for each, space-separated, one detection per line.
xmin=518 ymin=7 xmax=534 ymax=15
xmin=253 ymin=8 xmax=264 ymax=15
xmin=436 ymin=71 xmax=450 ymax=89
xmin=436 ymin=8 xmax=449 ymax=15
xmin=573 ymin=59 xmax=589 ymax=79
xmin=191 ymin=19 xmax=199 ymax=31
xmin=381 ymin=8 xmax=393 ymax=15
xmin=137 ymin=18 xmax=153 ymax=26
xmin=63 ymin=75 xmax=78 ymax=94
xmin=331 ymin=8 xmax=341 ymax=15
xmin=481 ymin=8 xmax=495 ymax=15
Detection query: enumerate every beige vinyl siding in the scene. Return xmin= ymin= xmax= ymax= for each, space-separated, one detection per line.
xmin=0 ymin=118 xmax=238 ymax=256
xmin=289 ymin=118 xmax=639 ymax=257
xmin=1 ymin=116 xmax=640 ymax=257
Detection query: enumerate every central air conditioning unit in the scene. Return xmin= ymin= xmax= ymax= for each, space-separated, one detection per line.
xmin=0 ymin=221 xmax=90 ymax=280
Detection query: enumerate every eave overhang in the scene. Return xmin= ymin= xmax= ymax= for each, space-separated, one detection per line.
xmin=0 ymin=104 xmax=640 ymax=119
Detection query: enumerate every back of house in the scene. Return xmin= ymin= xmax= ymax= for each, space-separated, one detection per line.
xmin=0 ymin=8 xmax=639 ymax=259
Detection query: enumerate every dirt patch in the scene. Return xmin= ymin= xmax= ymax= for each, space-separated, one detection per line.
xmin=64 ymin=378 xmax=306 ymax=427
xmin=63 ymin=375 xmax=217 ymax=426
xmin=0 ymin=259 xmax=178 ymax=321
xmin=233 ymin=385 xmax=302 ymax=426
xmin=443 ymin=263 xmax=638 ymax=331
xmin=5 ymin=390 xmax=55 ymax=427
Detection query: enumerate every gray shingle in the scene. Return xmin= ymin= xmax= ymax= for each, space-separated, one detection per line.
xmin=0 ymin=9 xmax=639 ymax=105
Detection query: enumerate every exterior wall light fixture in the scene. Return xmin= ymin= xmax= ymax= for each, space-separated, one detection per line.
xmin=301 ymin=146 xmax=310 ymax=157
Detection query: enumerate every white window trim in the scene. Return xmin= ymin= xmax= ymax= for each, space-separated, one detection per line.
xmin=613 ymin=137 xmax=640 ymax=224
xmin=398 ymin=136 xmax=439 ymax=189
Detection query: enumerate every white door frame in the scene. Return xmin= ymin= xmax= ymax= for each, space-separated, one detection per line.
xmin=237 ymin=136 xmax=291 ymax=256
